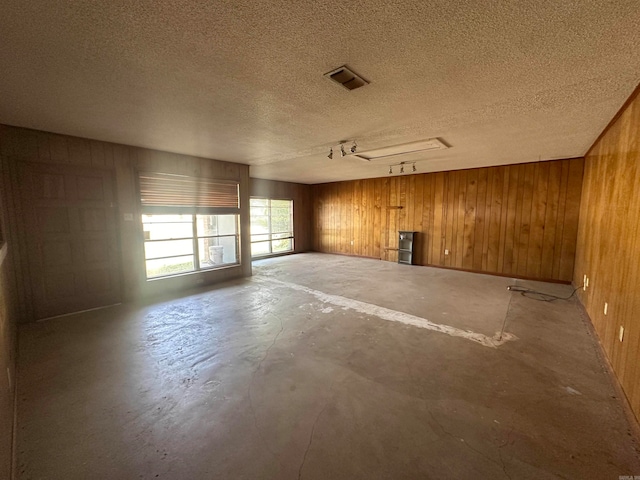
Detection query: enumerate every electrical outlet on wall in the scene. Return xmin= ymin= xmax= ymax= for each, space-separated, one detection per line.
xmin=619 ymin=326 xmax=624 ymax=343
xmin=604 ymin=302 xmax=608 ymax=315
xmin=350 ymin=240 xmax=354 ymax=245
xmin=444 ymin=249 xmax=449 ymax=255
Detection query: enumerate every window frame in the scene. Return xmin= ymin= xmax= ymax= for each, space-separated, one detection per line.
xmin=141 ymin=213 xmax=240 ymax=280
xmin=250 ymin=197 xmax=294 ymax=258
xmin=137 ymin=171 xmax=242 ymax=281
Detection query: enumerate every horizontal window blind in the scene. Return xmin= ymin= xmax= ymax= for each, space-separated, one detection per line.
xmin=139 ymin=172 xmax=239 ymax=209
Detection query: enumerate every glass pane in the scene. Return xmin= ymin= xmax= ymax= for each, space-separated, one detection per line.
xmin=196 ymin=215 xmax=238 ymax=236
xmin=143 ymin=222 xmax=193 ymax=240
xmin=198 ymin=235 xmax=238 ymax=267
xmin=250 ymin=198 xmax=268 ymax=207
xmin=251 ymin=234 xmax=270 ymax=242
xmin=271 ymin=216 xmax=292 ymax=233
xmin=144 ymin=239 xmax=194 ymax=259
xmin=271 ymin=199 xmax=291 ymax=209
xmin=250 ymin=215 xmax=270 ymax=235
xmin=251 ymin=241 xmax=271 ymax=256
xmin=271 ymin=210 xmax=292 ymax=233
xmin=146 ymin=255 xmax=194 ymax=278
xmin=272 ymin=238 xmax=292 ymax=253
xmin=250 ymin=206 xmax=269 ymax=216
xmin=142 ymin=214 xmax=193 ymax=240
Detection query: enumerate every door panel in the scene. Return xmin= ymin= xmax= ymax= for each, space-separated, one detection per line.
xmin=19 ymin=162 xmax=121 ymax=319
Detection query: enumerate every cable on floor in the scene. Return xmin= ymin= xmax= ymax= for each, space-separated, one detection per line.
xmin=506 ymin=284 xmax=583 ymax=302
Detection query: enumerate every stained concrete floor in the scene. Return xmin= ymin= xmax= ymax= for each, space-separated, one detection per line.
xmin=16 ymin=253 xmax=640 ymax=479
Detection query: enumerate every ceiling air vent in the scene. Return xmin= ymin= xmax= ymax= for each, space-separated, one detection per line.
xmin=324 ymin=65 xmax=369 ymax=91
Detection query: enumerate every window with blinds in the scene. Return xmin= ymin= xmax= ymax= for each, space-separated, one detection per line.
xmin=138 ymin=172 xmax=241 ymax=279
xmin=139 ymin=172 xmax=239 ymax=211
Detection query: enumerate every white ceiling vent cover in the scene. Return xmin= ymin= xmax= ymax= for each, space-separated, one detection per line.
xmin=324 ymin=65 xmax=369 ymax=91
xmin=351 ymin=138 xmax=449 ymax=162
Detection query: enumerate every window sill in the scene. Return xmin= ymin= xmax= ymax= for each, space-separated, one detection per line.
xmin=146 ymin=262 xmax=241 ymax=282
xmin=251 ymin=251 xmax=295 ymax=261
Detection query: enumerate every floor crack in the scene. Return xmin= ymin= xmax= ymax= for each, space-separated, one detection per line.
xmin=255 ymin=312 xmax=285 ymax=375
xmin=297 ymin=374 xmax=339 ymax=480
xmin=429 ymin=411 xmax=512 ymax=479
xmin=297 ymin=396 xmax=331 ymax=480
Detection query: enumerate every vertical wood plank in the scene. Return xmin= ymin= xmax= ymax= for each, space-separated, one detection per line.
xmin=487 ymin=167 xmax=503 ymax=272
xmin=552 ymin=160 xmax=570 ymax=279
xmin=527 ymin=162 xmax=549 ymax=278
xmin=462 ymin=169 xmax=478 ymax=270
xmin=503 ymin=165 xmax=521 ymax=274
xmin=474 ymin=168 xmax=488 ymax=271
xmin=541 ymin=161 xmax=562 ymax=279
xmin=412 ymin=175 xmax=424 ymax=264
xmin=423 ymin=174 xmax=434 ymax=265
xmin=453 ymin=171 xmax=465 ymax=268
xmin=559 ymin=159 xmax=584 ymax=281
xmin=431 ymin=173 xmax=444 ymax=265
xmin=374 ymin=178 xmax=383 ymax=259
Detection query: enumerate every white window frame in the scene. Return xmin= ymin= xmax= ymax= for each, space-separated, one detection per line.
xmin=250 ymin=198 xmax=294 ymax=258
xmin=142 ymin=213 xmax=240 ymax=279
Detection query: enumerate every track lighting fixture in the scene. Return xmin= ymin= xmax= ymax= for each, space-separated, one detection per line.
xmin=327 ymin=140 xmax=357 ymax=160
xmin=387 ymin=161 xmax=417 ymax=175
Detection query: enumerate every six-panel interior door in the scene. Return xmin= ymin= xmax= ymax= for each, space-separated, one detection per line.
xmin=18 ymin=162 xmax=122 ymax=319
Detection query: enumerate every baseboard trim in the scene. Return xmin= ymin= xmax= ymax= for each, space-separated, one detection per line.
xmin=310 ymin=250 xmax=572 ymax=284
xmin=574 ymin=293 xmax=640 ymax=438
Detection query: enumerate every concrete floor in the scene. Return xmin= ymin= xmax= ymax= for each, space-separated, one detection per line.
xmin=15 ymin=253 xmax=640 ymax=479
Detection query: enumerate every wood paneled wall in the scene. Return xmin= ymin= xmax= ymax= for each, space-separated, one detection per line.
xmin=0 ymin=225 xmax=17 ymax=478
xmin=250 ymin=178 xmax=313 ymax=253
xmin=574 ymin=87 xmax=640 ymax=421
xmin=313 ymin=158 xmax=584 ymax=282
xmin=0 ymin=146 xmax=18 ymax=479
xmin=0 ymin=249 xmax=16 ymax=480
xmin=0 ymin=125 xmax=252 ymax=321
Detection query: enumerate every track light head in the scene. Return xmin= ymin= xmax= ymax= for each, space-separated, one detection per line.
xmin=328 ymin=148 xmax=333 ymax=159
xmin=388 ymin=166 xmax=393 ymax=174
xmin=350 ymin=141 xmax=357 ymax=153
xmin=400 ymin=165 xmax=404 ymax=174
xmin=412 ymin=164 xmax=417 ymax=172
xmin=340 ymin=144 xmax=346 ymax=157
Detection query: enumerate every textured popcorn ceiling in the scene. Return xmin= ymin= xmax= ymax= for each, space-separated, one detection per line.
xmin=1 ymin=1 xmax=639 ymax=184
